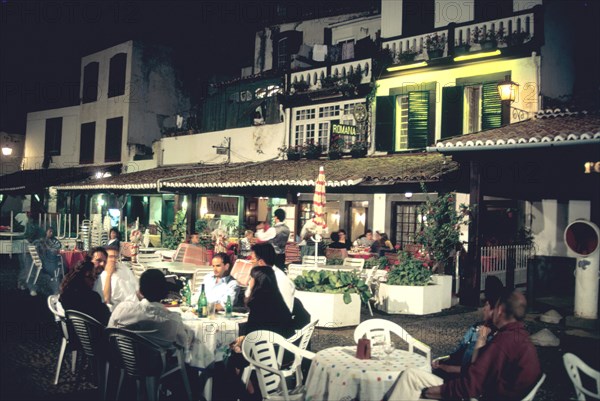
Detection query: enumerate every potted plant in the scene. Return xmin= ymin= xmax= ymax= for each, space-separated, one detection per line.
xmin=453 ymin=40 xmax=471 ymax=56
xmin=156 ymin=210 xmax=187 ymax=250
xmin=501 ymin=29 xmax=530 ymax=47
xmin=328 ymin=135 xmax=345 ymax=160
xmin=279 ymin=145 xmax=302 ymax=161
xmin=425 ymin=33 xmax=447 ymax=59
xmin=377 ymin=251 xmax=442 ymax=315
xmin=303 ymin=141 xmax=323 ymax=160
xmin=291 ymin=80 xmax=309 ymax=93
xmin=320 ymin=75 xmax=341 ymax=89
xmin=473 ymin=27 xmax=503 ymax=50
xmin=294 ymin=269 xmax=372 ymax=327
xmin=399 ymin=47 xmax=419 ymax=63
xmin=350 ymin=139 xmax=369 ymax=158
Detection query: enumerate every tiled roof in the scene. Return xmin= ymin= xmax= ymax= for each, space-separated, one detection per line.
xmin=0 ymin=164 xmax=121 ymax=194
xmin=55 ymin=154 xmax=456 ymax=191
xmin=432 ymin=110 xmax=600 ymax=151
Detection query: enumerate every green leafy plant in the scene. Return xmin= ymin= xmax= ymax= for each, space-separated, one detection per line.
xmin=327 ymin=258 xmax=344 ymax=266
xmin=279 ymin=145 xmax=302 ymax=161
xmin=350 ymin=139 xmax=369 ymax=158
xmin=320 ymin=75 xmax=341 ymax=88
xmin=156 ymin=210 xmax=187 ymax=250
xmin=426 ymin=33 xmax=447 ymax=51
xmin=291 ymin=80 xmax=309 ymax=93
xmin=416 ymin=183 xmax=470 ymax=273
xmin=303 ymin=141 xmax=323 ymax=159
xmin=399 ymin=47 xmax=419 ymax=63
xmin=294 ymin=270 xmax=372 ymax=305
xmin=364 ymin=256 xmax=388 ymax=269
xmin=386 ymin=252 xmax=432 ymax=286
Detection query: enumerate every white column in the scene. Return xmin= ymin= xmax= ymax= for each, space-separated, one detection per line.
xmin=372 ymin=193 xmax=387 ymax=233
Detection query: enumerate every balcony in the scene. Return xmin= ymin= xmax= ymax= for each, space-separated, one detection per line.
xmin=289 ymin=58 xmax=372 ymax=91
xmin=382 ymin=8 xmax=538 ymax=67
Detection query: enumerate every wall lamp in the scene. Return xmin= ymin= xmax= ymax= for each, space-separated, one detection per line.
xmin=387 ymin=61 xmax=428 ymax=72
xmin=497 ymin=75 xmax=533 ymax=121
xmin=453 ymin=49 xmax=501 ymax=62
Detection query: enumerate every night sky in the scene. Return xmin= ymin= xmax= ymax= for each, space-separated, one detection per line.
xmin=0 ymin=0 xmax=378 ymax=134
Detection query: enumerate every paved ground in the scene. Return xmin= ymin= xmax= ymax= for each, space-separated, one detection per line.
xmin=1 ymin=254 xmax=598 ymax=400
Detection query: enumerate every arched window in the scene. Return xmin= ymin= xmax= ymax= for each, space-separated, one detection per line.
xmin=108 ymin=53 xmax=127 ymax=98
xmin=82 ymin=62 xmax=99 ymax=103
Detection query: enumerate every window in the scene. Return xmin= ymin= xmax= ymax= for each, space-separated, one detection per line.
xmin=108 ymin=53 xmax=127 ymax=98
xmin=79 ymin=122 xmax=95 ymax=164
xmin=319 ymin=105 xmax=339 ymax=118
xmin=82 ymin=62 xmax=99 ymax=103
xmin=318 ymin=123 xmax=329 ymax=149
xmin=393 ymin=203 xmax=423 ymax=249
xmin=395 ymin=95 xmax=409 ymax=150
xmin=295 ymin=109 xmax=315 ymax=121
xmin=44 ymin=117 xmax=62 ymax=156
xmin=464 ymin=85 xmax=482 ymax=134
xmin=294 ymin=125 xmax=304 ymax=146
xmin=277 ymin=38 xmax=288 ymax=69
xmin=306 ymin=123 xmax=315 ymax=143
xmin=105 ymin=117 xmax=123 ymax=162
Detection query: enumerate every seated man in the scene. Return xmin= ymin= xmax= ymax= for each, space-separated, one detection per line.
xmin=387 ymin=290 xmax=541 ymax=401
xmin=94 ymin=246 xmax=138 ymax=311
xmin=109 ymin=269 xmax=191 ymax=349
xmin=89 ymin=246 xmax=108 ymax=278
xmin=29 ymin=227 xmax=62 ymax=296
xmin=203 ymin=252 xmax=239 ymax=311
xmin=432 ymin=276 xmax=504 ymax=379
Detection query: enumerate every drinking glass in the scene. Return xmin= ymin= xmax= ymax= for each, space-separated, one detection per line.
xmin=208 ymin=302 xmax=217 ymax=319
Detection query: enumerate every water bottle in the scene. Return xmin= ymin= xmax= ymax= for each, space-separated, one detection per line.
xmin=225 ymin=295 xmax=233 ymax=318
xmin=197 ymin=284 xmax=208 ymax=318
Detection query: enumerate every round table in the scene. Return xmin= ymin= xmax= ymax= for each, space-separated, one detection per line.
xmin=304 ymin=345 xmax=430 ymax=401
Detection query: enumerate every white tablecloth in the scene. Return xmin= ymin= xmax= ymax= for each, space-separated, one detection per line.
xmin=171 ymin=308 xmax=247 ymax=368
xmin=304 ymin=345 xmax=430 ymax=401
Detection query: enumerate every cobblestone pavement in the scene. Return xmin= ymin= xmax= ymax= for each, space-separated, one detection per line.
xmin=1 ymin=255 xmax=597 ymax=400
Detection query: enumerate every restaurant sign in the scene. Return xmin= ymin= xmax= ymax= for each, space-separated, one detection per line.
xmin=207 ymin=196 xmax=238 ymax=215
xmin=331 ymin=123 xmax=358 ymax=136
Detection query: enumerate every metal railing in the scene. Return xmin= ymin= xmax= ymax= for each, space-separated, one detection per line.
xmin=480 ymin=245 xmax=531 ymax=290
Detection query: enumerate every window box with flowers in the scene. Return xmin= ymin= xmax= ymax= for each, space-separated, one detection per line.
xmin=398 ymin=47 xmax=419 ymax=64
xmin=350 ymin=140 xmax=369 ymax=158
xmin=291 ymin=80 xmax=309 ymax=93
xmin=501 ymin=29 xmax=531 ymax=47
xmin=279 ymin=145 xmax=302 ymax=161
xmin=328 ymin=136 xmax=345 ymax=160
xmin=453 ymin=40 xmax=471 ymax=56
xmin=303 ymin=141 xmax=323 ymax=160
xmin=425 ymin=33 xmax=447 ymax=59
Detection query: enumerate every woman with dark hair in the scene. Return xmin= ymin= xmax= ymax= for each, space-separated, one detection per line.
xmin=59 ymin=259 xmax=111 ymax=325
xmin=106 ymin=228 xmax=120 ymax=249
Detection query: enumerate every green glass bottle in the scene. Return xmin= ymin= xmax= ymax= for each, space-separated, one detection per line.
xmin=197 ymin=284 xmax=208 ymax=318
xmin=225 ymin=295 xmax=233 ymax=318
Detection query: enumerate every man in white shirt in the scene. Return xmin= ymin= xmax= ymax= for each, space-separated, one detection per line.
xmin=203 ymin=252 xmax=238 ymax=311
xmin=255 ymin=208 xmax=290 ymax=270
xmin=109 ymin=269 xmax=191 ymax=349
xmin=250 ymin=243 xmax=295 ymax=313
xmin=94 ymin=246 xmax=138 ymax=311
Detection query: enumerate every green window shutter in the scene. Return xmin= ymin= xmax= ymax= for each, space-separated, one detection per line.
xmin=375 ymin=96 xmax=395 ymax=152
xmin=408 ymin=91 xmax=429 ymax=149
xmin=441 ymin=86 xmax=463 ymax=139
xmin=482 ymin=82 xmax=502 ymax=130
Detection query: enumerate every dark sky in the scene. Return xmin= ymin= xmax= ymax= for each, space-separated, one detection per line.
xmin=0 ymin=0 xmax=378 ymax=134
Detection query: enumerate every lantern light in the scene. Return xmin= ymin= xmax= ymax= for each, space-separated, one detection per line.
xmin=497 ymin=75 xmax=519 ymax=102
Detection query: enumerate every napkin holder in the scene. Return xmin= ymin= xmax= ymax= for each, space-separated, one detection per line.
xmin=356 ymin=337 xmax=371 ymax=359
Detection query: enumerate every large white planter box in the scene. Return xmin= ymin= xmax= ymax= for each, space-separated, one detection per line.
xmin=296 ymin=291 xmax=360 ymax=328
xmin=431 ymin=275 xmax=453 ymax=310
xmin=376 ymin=283 xmax=441 ymax=315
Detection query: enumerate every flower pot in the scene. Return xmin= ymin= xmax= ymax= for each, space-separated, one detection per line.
xmin=480 ymin=40 xmax=497 ymax=51
xmin=287 ymin=153 xmax=301 ymax=161
xmin=350 ymin=149 xmax=367 ymax=158
xmin=399 ymin=53 xmax=417 ymax=64
xmin=431 ymin=274 xmax=453 ymax=310
xmin=296 ymin=291 xmax=360 ymax=328
xmin=376 ymin=282 xmax=442 ymax=315
xmin=328 ymin=151 xmax=342 ymax=160
xmin=454 ymin=44 xmax=471 ymax=56
xmin=427 ymin=49 xmax=444 ymax=59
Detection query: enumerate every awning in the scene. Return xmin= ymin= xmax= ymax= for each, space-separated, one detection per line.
xmin=55 ymin=154 xmax=456 ymax=192
xmin=428 ymin=111 xmax=600 ymax=153
xmin=0 ymin=164 xmax=121 ymax=195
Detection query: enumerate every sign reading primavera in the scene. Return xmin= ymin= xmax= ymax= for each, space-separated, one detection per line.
xmin=331 ymin=123 xmax=358 ymax=136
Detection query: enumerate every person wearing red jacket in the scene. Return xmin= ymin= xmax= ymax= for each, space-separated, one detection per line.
xmin=386 ymin=290 xmax=542 ymax=401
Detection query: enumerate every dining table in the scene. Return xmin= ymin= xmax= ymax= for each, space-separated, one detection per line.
xmin=146 ymin=261 xmax=205 ymax=275
xmin=60 ymin=249 xmax=87 ymax=271
xmin=348 ymin=251 xmax=377 ymax=260
xmin=304 ymin=345 xmax=430 ymax=401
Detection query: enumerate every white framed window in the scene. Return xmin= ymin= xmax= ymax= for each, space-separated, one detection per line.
xmin=277 ymin=38 xmax=288 ymax=69
xmin=464 ymin=85 xmax=482 ymax=134
xmin=294 ymin=125 xmax=304 ymax=146
xmin=319 ymin=105 xmax=340 ymax=118
xmin=395 ymin=95 xmax=409 ymax=150
xmin=318 ymin=122 xmax=329 ymax=149
xmin=306 ymin=123 xmax=316 ymax=143
xmin=295 ymin=108 xmax=316 ymax=121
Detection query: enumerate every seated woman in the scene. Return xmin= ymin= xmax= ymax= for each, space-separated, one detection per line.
xmin=106 ymin=227 xmax=121 ymax=249
xmin=59 ymin=259 xmax=111 ymax=325
xmin=337 ymin=229 xmax=352 ymax=250
xmin=327 ymin=232 xmax=347 ymax=249
xmin=370 ymin=231 xmax=393 ymax=256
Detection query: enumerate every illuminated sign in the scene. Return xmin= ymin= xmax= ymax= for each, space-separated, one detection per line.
xmin=584 ymin=162 xmax=600 ymax=174
xmin=207 ymin=197 xmax=238 ymax=215
xmin=331 ymin=123 xmax=358 ymax=136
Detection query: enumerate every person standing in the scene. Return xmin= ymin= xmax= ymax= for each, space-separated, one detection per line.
xmin=255 ymin=208 xmax=290 ymax=270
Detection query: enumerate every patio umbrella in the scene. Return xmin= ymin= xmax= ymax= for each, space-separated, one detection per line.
xmin=311 ymin=166 xmax=327 ymax=266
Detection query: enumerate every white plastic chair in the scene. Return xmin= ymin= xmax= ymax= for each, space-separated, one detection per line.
xmin=302 ymin=255 xmax=326 ymax=266
xmin=241 ymin=330 xmax=316 ymax=401
xmin=26 ymin=246 xmax=44 ymax=293
xmin=522 ymin=373 xmax=546 ymax=401
xmin=343 ymin=257 xmax=365 ymax=270
xmin=241 ymin=320 xmax=319 ymax=389
xmin=191 ymin=267 xmax=214 ymax=294
xmin=130 ymin=262 xmax=147 ymax=279
xmin=563 ymin=353 xmax=600 ymax=400
xmin=47 ymin=295 xmax=79 ymax=385
xmin=353 ymin=318 xmax=431 ymax=364
xmin=286 ymin=264 xmax=304 ymax=281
